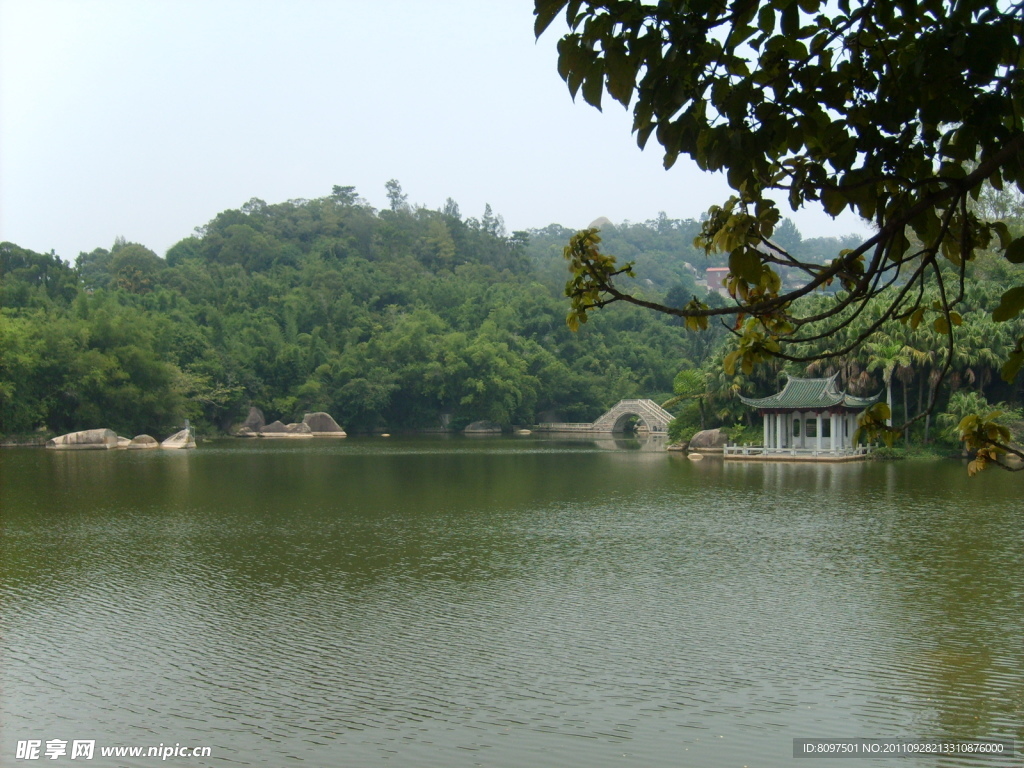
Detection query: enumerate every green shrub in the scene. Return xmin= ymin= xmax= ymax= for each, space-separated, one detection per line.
xmin=667 ymin=405 xmax=701 ymax=443
xmin=725 ymin=424 xmax=762 ymax=445
xmin=869 ymin=446 xmax=907 ymax=461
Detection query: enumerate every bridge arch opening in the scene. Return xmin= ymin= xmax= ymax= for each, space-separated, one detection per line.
xmin=611 ymin=412 xmax=650 ymax=433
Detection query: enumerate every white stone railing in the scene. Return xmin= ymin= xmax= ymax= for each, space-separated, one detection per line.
xmin=534 ymin=423 xmax=597 ymax=432
xmin=723 ymin=444 xmax=871 ymax=457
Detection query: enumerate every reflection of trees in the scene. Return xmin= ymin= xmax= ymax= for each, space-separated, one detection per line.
xmin=717 ymin=460 xmax=1022 ymax=744
xmin=872 ymin=469 xmax=1023 ymax=743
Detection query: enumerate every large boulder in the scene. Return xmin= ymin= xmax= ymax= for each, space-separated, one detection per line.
xmin=463 ymin=420 xmax=502 ymax=434
xmin=127 ymin=434 xmax=159 ymax=449
xmin=46 ymin=429 xmax=119 ymax=450
xmin=302 ymin=412 xmax=347 ymax=437
xmin=260 ymin=420 xmax=313 ymax=438
xmin=161 ymin=429 xmax=196 ymax=449
xmin=241 ymin=407 xmax=265 ymax=432
xmin=688 ymin=428 xmax=728 ymax=452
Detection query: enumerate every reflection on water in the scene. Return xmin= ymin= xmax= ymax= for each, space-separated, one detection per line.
xmin=1 ymin=438 xmax=1021 ymax=767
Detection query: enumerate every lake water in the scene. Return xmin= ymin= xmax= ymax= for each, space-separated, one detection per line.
xmin=1 ymin=436 xmax=1021 ymax=767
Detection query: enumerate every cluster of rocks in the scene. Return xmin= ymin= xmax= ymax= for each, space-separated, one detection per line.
xmin=233 ymin=408 xmax=347 ymax=438
xmin=46 ymin=428 xmax=195 ymax=450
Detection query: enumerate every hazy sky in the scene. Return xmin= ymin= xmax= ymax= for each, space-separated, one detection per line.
xmin=1 ymin=0 xmax=868 ymax=261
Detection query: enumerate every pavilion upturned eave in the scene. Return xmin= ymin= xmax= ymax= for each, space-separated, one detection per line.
xmin=738 ymin=374 xmax=881 ymax=412
xmin=753 ymin=404 xmax=867 ymax=414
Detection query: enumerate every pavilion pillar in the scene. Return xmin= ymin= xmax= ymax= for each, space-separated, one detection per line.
xmin=816 ymin=413 xmax=823 ymax=452
xmin=763 ymin=413 xmax=769 ymax=449
xmin=776 ymin=412 xmax=784 ymax=450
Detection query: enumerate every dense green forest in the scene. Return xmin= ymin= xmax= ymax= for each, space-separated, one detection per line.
xmin=1 ymin=185 xmax=720 ymax=437
xmin=2 ymin=183 xmax=1022 ymax=446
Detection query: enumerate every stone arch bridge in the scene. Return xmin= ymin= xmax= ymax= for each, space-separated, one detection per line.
xmin=536 ymin=399 xmax=674 ymax=434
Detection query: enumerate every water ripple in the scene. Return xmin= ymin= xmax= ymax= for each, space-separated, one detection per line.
xmin=2 ymin=445 xmax=1021 ymax=767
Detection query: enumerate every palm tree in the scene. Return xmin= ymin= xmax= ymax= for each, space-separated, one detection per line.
xmin=865 ymin=338 xmax=910 ymax=427
xmin=663 ymin=368 xmax=710 ymax=429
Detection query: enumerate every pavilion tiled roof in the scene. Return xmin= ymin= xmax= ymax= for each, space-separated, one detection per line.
xmin=739 ymin=374 xmax=880 ymax=411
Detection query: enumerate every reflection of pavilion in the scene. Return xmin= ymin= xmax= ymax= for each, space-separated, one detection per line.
xmin=725 ymin=375 xmax=880 ymax=461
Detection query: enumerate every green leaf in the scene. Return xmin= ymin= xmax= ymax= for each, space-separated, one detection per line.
xmin=821 ymin=188 xmax=847 ymax=216
xmin=723 ymin=349 xmax=742 ymax=376
xmin=992 ymin=221 xmax=1011 ymax=249
xmin=1005 ymin=236 xmax=1024 ymax=264
xmin=534 ymin=0 xmax=568 ymax=37
xmin=992 ymin=286 xmax=1024 ymax=322
xmin=781 ymin=3 xmax=799 ymax=36
xmin=1001 ymin=349 xmax=1024 ymax=383
xmin=581 ymin=68 xmax=604 ymax=109
xmin=604 ymin=47 xmax=635 ymax=106
xmin=729 ymin=247 xmax=762 ymax=284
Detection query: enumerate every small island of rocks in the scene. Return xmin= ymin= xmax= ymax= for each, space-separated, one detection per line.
xmin=46 ymin=428 xmax=196 ymax=450
xmin=233 ymin=408 xmax=347 ymax=439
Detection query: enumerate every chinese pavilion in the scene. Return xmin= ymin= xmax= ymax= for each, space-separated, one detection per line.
xmin=731 ymin=375 xmax=880 ymax=459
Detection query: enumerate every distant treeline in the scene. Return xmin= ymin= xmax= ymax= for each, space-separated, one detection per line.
xmin=2 ymin=184 xmax=746 ymax=436
xmin=4 ymin=182 xmax=1020 ymax=445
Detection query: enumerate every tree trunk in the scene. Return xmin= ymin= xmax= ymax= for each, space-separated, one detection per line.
xmin=886 ymin=378 xmax=893 ymax=427
xmin=902 ymin=379 xmax=910 ymax=447
xmin=924 ymin=377 xmax=940 ymax=443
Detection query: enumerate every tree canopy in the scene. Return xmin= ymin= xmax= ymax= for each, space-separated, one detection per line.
xmin=3 ymin=194 xmax=1019 ymax=465
xmin=1 ymin=192 xmax=721 ymax=438
xmin=536 ymin=0 xmax=1024 ymax=470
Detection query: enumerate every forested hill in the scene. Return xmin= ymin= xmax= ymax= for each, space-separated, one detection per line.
xmin=1 ymin=186 xmax=734 ymax=437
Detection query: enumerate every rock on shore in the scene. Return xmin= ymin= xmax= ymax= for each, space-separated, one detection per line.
xmin=46 ymin=429 xmax=187 ymax=450
xmin=161 ymin=429 xmax=197 ymax=449
xmin=463 ymin=420 xmax=502 ymax=434
xmin=260 ymin=420 xmax=314 ymax=438
xmin=688 ymin=428 xmax=728 ymax=452
xmin=127 ymin=435 xmax=159 ymax=449
xmin=302 ymin=412 xmax=347 ymax=437
xmin=46 ymin=429 xmax=119 ymax=450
